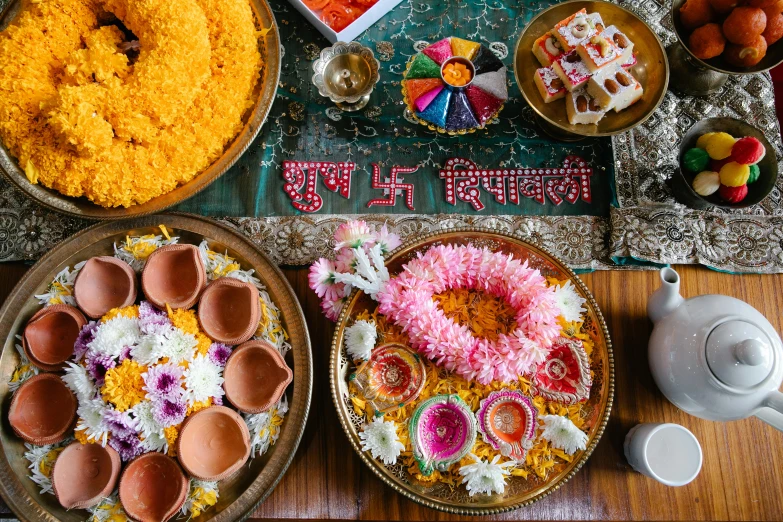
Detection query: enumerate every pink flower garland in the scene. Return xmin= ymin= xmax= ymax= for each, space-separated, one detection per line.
xmin=376 ymin=244 xmax=562 ymax=384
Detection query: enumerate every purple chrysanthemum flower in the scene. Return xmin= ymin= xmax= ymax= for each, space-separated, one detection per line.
xmin=104 ymin=409 xmax=136 ymax=439
xmin=142 ymin=363 xmax=184 ymax=400
xmin=85 ymin=351 xmax=116 ymax=386
xmin=208 ymin=343 xmax=232 ymax=367
xmin=152 ymin=396 xmax=187 ymax=427
xmin=212 ymin=395 xmax=223 ymax=406
xmin=118 ymin=345 xmax=133 ymax=362
xmin=73 ymin=321 xmax=99 ymax=361
xmin=138 ymin=301 xmax=172 ymax=335
xmin=109 ymin=434 xmax=144 ymax=462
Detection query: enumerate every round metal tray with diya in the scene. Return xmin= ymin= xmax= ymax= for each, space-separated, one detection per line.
xmin=514 ymin=0 xmax=669 ymax=140
xmin=669 ymin=0 xmax=783 ymax=96
xmin=330 ymin=229 xmax=615 ymax=515
xmin=0 ymin=0 xmax=281 ymax=220
xmin=0 ymin=214 xmax=313 ymax=522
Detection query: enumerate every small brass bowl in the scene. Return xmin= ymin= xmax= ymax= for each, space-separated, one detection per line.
xmin=312 ymin=41 xmax=380 ymax=112
xmin=673 ymin=117 xmax=778 ymax=209
xmin=514 ymin=0 xmax=669 ymax=139
xmin=671 ymin=0 xmax=783 ymax=76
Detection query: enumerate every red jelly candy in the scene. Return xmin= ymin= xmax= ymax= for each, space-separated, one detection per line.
xmin=731 ymin=136 xmax=765 ymax=164
xmin=465 ymin=85 xmax=503 ymax=125
xmin=710 ymin=157 xmax=732 ymax=172
xmin=718 ymin=183 xmax=748 ymax=203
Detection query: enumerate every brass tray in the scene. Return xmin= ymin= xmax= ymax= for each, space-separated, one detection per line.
xmin=0 ymin=0 xmax=281 ymax=220
xmin=330 ymin=229 xmax=614 ymax=515
xmin=514 ymin=0 xmax=669 ymax=138
xmin=0 ymin=213 xmax=312 ymax=522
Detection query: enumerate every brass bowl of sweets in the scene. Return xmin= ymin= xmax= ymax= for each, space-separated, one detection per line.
xmin=514 ymin=0 xmax=669 ymax=140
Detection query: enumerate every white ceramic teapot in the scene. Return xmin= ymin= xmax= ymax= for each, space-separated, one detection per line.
xmin=647 ymin=267 xmax=783 ymax=431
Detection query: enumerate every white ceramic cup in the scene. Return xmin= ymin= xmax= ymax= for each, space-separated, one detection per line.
xmin=623 ymin=423 xmax=703 ymax=487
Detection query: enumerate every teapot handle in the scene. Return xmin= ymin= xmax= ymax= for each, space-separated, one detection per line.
xmin=755 ymin=391 xmax=783 ymax=432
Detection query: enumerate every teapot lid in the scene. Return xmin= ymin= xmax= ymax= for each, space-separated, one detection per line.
xmin=706 ymin=320 xmax=775 ymax=389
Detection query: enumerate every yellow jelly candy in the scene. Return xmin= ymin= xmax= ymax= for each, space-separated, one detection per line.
xmin=719 ymin=162 xmax=750 ymax=187
xmin=695 ymin=132 xmax=718 ymax=149
xmin=703 ymin=132 xmax=737 ymax=160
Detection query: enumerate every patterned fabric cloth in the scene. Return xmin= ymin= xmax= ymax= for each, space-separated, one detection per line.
xmin=0 ymin=0 xmax=781 ymax=273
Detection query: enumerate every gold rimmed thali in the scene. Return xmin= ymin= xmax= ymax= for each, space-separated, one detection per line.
xmin=514 ymin=0 xmax=668 ymax=139
xmin=0 ymin=213 xmax=312 ymax=521
xmin=330 ymin=229 xmax=614 ymax=515
xmin=0 ymin=0 xmax=281 ymax=220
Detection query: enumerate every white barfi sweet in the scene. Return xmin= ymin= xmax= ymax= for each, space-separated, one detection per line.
xmin=553 ymin=10 xmax=604 ymax=53
xmin=587 ymin=68 xmax=643 ymax=112
xmin=552 ymin=51 xmax=592 ymax=92
xmin=566 ymin=89 xmax=606 ymax=125
xmin=601 ymin=25 xmax=634 ymax=65
xmin=576 ymin=31 xmax=623 ymax=73
xmin=532 ymin=32 xmax=564 ymax=67
xmin=534 ymin=66 xmax=566 ymax=103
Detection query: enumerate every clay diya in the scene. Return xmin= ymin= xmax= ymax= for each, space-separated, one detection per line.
xmin=531 ymin=337 xmax=592 ymax=404
xmin=409 ymin=394 xmax=477 ymax=476
xmin=119 ymin=452 xmax=188 ymax=522
xmin=23 ymin=304 xmax=86 ymax=371
xmin=73 ymin=256 xmax=137 ymax=318
xmin=8 ymin=373 xmax=77 ymax=445
xmin=352 ymin=343 xmax=426 ymax=414
xmin=141 ymin=244 xmax=206 ymax=309
xmin=176 ymin=406 xmax=251 ymax=481
xmin=223 ymin=340 xmax=292 ymax=414
xmin=197 ymin=278 xmax=260 ymax=345
xmin=52 ymin=442 xmax=121 ymax=509
xmin=476 ymin=389 xmax=537 ymax=462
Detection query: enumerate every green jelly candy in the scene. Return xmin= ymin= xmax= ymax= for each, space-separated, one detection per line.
xmin=748 ymin=163 xmax=760 ymax=184
xmin=406 ymin=53 xmax=442 ymax=79
xmin=683 ymin=147 xmax=709 ymax=172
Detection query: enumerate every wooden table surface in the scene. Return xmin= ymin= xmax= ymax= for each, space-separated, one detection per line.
xmin=1 ymin=262 xmax=782 ymax=521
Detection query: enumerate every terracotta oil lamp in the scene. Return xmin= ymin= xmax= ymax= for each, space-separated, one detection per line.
xmin=52 ymin=442 xmax=121 ymax=509
xmin=8 ymin=373 xmax=76 ymax=445
xmin=177 ymin=406 xmax=251 ymax=481
xmin=23 ymin=304 xmax=86 ymax=371
xmin=223 ymin=340 xmax=292 ymax=414
xmin=119 ymin=453 xmax=188 ymax=522
xmin=141 ymin=244 xmax=206 ymax=310
xmin=73 ymin=256 xmax=137 ymax=318
xmin=197 ymin=278 xmax=260 ymax=345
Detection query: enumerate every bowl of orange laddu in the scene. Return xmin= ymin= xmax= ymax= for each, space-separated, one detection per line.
xmin=673 ymin=0 xmax=783 ymax=73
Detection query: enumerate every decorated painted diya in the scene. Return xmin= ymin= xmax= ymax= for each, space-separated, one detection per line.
xmin=476 ymin=390 xmax=537 ymax=462
xmin=531 ymin=337 xmax=592 ymax=404
xmin=352 ymin=343 xmax=426 ymax=414
xmin=402 ymin=37 xmax=508 ymax=135
xmin=409 ymin=394 xmax=477 ymax=476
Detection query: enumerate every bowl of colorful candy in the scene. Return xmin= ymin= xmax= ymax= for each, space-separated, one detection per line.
xmin=675 ymin=117 xmax=778 ymax=208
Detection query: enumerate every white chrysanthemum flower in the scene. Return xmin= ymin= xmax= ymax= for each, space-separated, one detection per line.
xmin=130 ymin=333 xmax=170 ymax=366
xmin=458 ymin=453 xmax=514 ymax=496
xmin=140 ymin=431 xmax=168 ymax=454
xmin=34 ymin=261 xmax=85 ymax=306
xmin=62 ymin=362 xmax=96 ymax=401
xmin=76 ymin=398 xmax=111 ymax=445
xmin=129 ymin=401 xmax=165 ymax=441
xmin=184 ymin=354 xmax=224 ymax=404
xmin=344 ymin=320 xmax=377 ymax=360
xmin=89 ymin=316 xmax=141 ymax=359
xmin=160 ymin=329 xmax=198 ymax=364
xmin=244 ymin=396 xmax=288 ymax=458
xmin=539 ymin=414 xmax=588 ymax=454
xmin=359 ymin=417 xmax=404 ymax=465
xmin=553 ymin=280 xmax=587 ymax=323
xmin=24 ymin=441 xmax=69 ymax=494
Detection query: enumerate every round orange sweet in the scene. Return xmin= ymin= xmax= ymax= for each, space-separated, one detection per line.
xmin=321 ymin=1 xmax=361 ymax=31
xmin=709 ymin=0 xmax=739 ymax=14
xmin=748 ymin=0 xmax=780 ymax=8
xmin=680 ymin=0 xmax=715 ymax=29
xmin=762 ymin=0 xmax=783 ymax=17
xmin=763 ymin=11 xmax=783 ymax=42
xmin=724 ymin=34 xmax=769 ymax=66
xmin=689 ymin=23 xmax=727 ymax=58
xmin=723 ymin=7 xmax=767 ymax=45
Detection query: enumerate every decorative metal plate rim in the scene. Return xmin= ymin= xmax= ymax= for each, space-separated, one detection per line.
xmin=329 ymin=227 xmax=615 ymax=515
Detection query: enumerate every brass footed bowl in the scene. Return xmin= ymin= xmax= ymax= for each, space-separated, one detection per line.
xmin=0 ymin=0 xmax=281 ymax=220
xmin=0 ymin=214 xmax=312 ymax=521
xmin=330 ymin=229 xmax=614 ymax=515
xmin=514 ymin=0 xmax=669 ymax=137
xmin=672 ymin=0 xmax=783 ymax=74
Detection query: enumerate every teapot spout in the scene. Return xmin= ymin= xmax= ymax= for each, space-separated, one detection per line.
xmin=647 ymin=267 xmax=684 ymax=324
